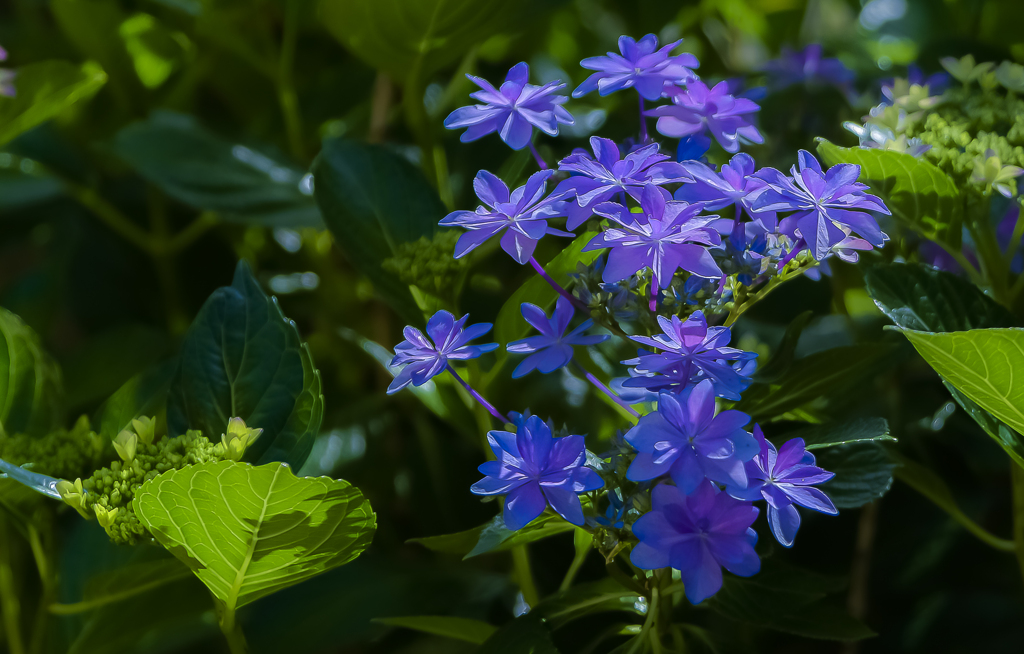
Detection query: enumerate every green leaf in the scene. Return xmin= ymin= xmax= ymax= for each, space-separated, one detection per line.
xmin=890 ymin=451 xmax=1015 ymax=551
xmin=530 ymin=578 xmax=642 ymax=629
xmin=753 ymin=310 xmax=813 ymax=383
xmin=865 ymin=262 xmax=1012 ymax=332
xmin=312 ymin=138 xmax=445 ymax=323
xmin=50 ymin=557 xmax=193 ymax=615
xmin=407 ymin=512 xmax=575 ymax=559
xmin=51 ymin=0 xmax=138 ymax=101
xmin=0 ymin=306 xmax=64 ymax=437
xmin=111 ymin=111 xmax=322 ymax=227
xmin=780 ymin=417 xmax=895 ymax=450
xmin=901 ymin=328 xmax=1024 ymax=467
xmin=478 ymin=614 xmax=561 ymax=654
xmin=167 ymin=261 xmax=323 ymax=469
xmin=736 ymin=344 xmax=898 ymax=422
xmin=63 ymin=323 xmax=170 ymax=409
xmin=817 ymin=139 xmax=963 ymax=248
xmin=944 ymin=382 xmax=1024 ymax=464
xmin=132 ymin=460 xmax=376 ymax=610
xmin=485 ymin=231 xmax=601 ymax=387
xmin=816 ymin=443 xmax=895 ymax=509
xmin=0 ymin=60 xmax=107 ymax=147
xmin=93 ymin=359 xmax=177 ymax=440
xmin=372 ymin=616 xmax=496 ymax=644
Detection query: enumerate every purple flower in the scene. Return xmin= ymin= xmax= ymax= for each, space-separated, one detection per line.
xmin=761 ymin=44 xmax=855 ymax=92
xmin=440 ymin=169 xmax=572 ymax=264
xmin=646 ymin=80 xmax=764 ymax=153
xmin=555 ymin=137 xmax=691 ymax=230
xmin=507 ymin=297 xmax=609 ymax=378
xmin=621 ymin=311 xmax=756 ymax=401
xmin=585 ymin=185 xmax=722 ymax=298
xmin=444 ymin=62 xmax=574 ymax=151
xmin=727 ymin=427 xmax=837 ymax=547
xmin=631 ymin=480 xmax=760 ymax=604
xmin=675 ymin=153 xmax=775 ymax=226
xmin=0 ymin=46 xmax=14 ymax=98
xmin=750 ymin=150 xmax=890 ymax=260
xmin=624 ymin=380 xmax=758 ymax=493
xmin=573 ymin=34 xmax=699 ymax=101
xmin=471 ymin=415 xmax=604 ymax=530
xmin=388 ymin=311 xmax=498 ymax=394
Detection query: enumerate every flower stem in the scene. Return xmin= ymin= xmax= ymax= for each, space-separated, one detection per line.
xmin=571 ymin=361 xmax=639 ymax=417
xmin=0 ymin=515 xmax=25 ymax=654
xmin=529 ymin=141 xmax=548 ymax=170
xmin=511 ymin=545 xmax=540 ymax=608
xmin=528 ymin=257 xmax=590 ymax=314
xmin=219 ymin=604 xmax=249 ymax=654
xmin=638 ymin=96 xmax=648 ymax=143
xmin=446 ymin=365 xmax=506 ymax=423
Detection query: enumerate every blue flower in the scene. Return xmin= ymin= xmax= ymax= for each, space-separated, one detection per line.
xmin=440 ymin=169 xmax=572 ymax=264
xmin=624 ymin=380 xmax=758 ymax=493
xmin=727 ymin=426 xmax=837 ymax=547
xmin=507 ymin=297 xmax=609 ymax=378
xmin=675 ymin=153 xmax=773 ymax=224
xmin=555 ymin=137 xmax=691 ymax=229
xmin=573 ymin=34 xmax=699 ymax=101
xmin=631 ymin=480 xmax=760 ymax=604
xmin=621 ymin=311 xmax=756 ymax=400
xmin=596 ymin=489 xmax=631 ymax=529
xmin=471 ymin=415 xmax=604 ymax=530
xmin=388 ymin=311 xmax=498 ymax=394
xmin=646 ymin=80 xmax=764 ymax=153
xmin=761 ymin=44 xmax=855 ymax=92
xmin=750 ymin=150 xmax=890 ymax=260
xmin=444 ymin=62 xmax=574 ymax=150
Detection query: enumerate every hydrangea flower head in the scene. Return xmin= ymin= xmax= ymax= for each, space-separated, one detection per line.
xmin=585 ymin=185 xmax=722 ymax=297
xmin=444 ymin=62 xmax=574 ymax=150
xmin=750 ymin=150 xmax=890 ymax=260
xmin=388 ymin=311 xmax=498 ymax=394
xmin=440 ymin=169 xmax=572 ymax=264
xmin=573 ymin=34 xmax=699 ymax=101
xmin=675 ymin=152 xmax=775 ymax=225
xmin=471 ymin=415 xmax=604 ymax=530
xmin=761 ymin=44 xmax=854 ymax=92
xmin=647 ymin=80 xmax=764 ymax=153
xmin=631 ymin=480 xmax=759 ymax=604
xmin=622 ymin=311 xmax=756 ymax=400
xmin=625 ymin=380 xmax=757 ymax=493
xmin=507 ymin=297 xmax=609 ymax=378
xmin=727 ymin=426 xmax=837 ymax=547
xmin=556 ymin=137 xmax=691 ymax=229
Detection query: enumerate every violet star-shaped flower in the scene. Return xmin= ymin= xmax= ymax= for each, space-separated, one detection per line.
xmin=444 ymin=62 xmax=574 ymax=150
xmin=585 ymin=185 xmax=722 ymax=299
xmin=624 ymin=380 xmax=758 ymax=493
xmin=647 ymin=80 xmax=764 ymax=153
xmin=471 ymin=415 xmax=604 ymax=530
xmin=621 ymin=311 xmax=756 ymax=401
xmin=727 ymin=426 xmax=837 ymax=547
xmin=749 ymin=150 xmax=890 ymax=260
xmin=555 ymin=137 xmax=692 ymax=229
xmin=440 ymin=169 xmax=572 ymax=264
xmin=675 ymin=153 xmax=773 ymax=224
xmin=507 ymin=296 xmax=609 ymax=378
xmin=388 ymin=311 xmax=498 ymax=394
xmin=761 ymin=44 xmax=855 ymax=92
xmin=631 ymin=480 xmax=760 ymax=604
xmin=572 ymin=34 xmax=699 ymax=101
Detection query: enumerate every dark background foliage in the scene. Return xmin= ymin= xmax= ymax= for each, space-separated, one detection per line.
xmin=1 ymin=0 xmax=1023 ymax=652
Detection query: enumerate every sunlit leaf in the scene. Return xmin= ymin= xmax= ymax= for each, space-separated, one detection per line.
xmin=0 ymin=60 xmax=107 ymax=147
xmin=133 ymin=460 xmax=376 ymax=609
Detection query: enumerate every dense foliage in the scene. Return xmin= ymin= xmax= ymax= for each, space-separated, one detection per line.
xmin=1 ymin=0 xmax=1024 ymax=653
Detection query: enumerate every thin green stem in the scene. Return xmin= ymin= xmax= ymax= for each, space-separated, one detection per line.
xmin=559 ymin=528 xmax=594 ymax=592
xmin=27 ymin=520 xmax=54 ymax=654
xmin=0 ymin=515 xmax=25 ymax=654
xmin=1011 ymin=463 xmax=1024 ymax=587
xmin=629 ymin=586 xmax=658 ymax=654
xmin=63 ymin=181 xmax=153 ymax=253
xmin=511 ymin=545 xmax=540 ymax=608
xmin=218 ymin=601 xmax=249 ymax=654
xmin=277 ymin=0 xmax=306 ymax=161
xmin=167 ymin=211 xmax=219 ymax=253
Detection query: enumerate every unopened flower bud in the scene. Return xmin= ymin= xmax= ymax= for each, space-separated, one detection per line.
xmin=113 ymin=430 xmax=138 ymax=463
xmin=131 ymin=416 xmax=157 ymax=445
xmin=93 ymin=504 xmax=119 ymax=530
xmin=221 ymin=417 xmax=263 ymax=461
xmin=57 ymin=478 xmax=91 ymax=519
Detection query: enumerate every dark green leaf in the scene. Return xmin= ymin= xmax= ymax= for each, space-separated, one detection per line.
xmin=312 ymin=138 xmax=445 ymax=323
xmin=63 ymin=323 xmax=169 ymax=409
xmin=478 ymin=614 xmax=560 ymax=654
xmin=531 ymin=578 xmax=642 ymax=629
xmin=817 ymin=443 xmax=895 ymax=509
xmin=816 ymin=139 xmax=962 ymax=248
xmin=111 ymin=112 xmax=322 ymax=227
xmin=51 ymin=557 xmax=193 ymax=615
xmin=945 ymin=382 xmax=1024 ymax=467
xmin=93 ymin=360 xmax=177 ymax=440
xmin=372 ymin=616 xmax=496 ymax=644
xmin=865 ymin=262 xmax=1012 ymax=332
xmin=167 ymin=260 xmax=323 ymax=468
xmin=0 ymin=306 xmax=64 ymax=437
xmin=0 ymin=60 xmax=107 ymax=147
xmin=407 ymin=512 xmax=575 ymax=559
xmin=780 ymin=417 xmax=894 ymax=450
xmin=51 ymin=0 xmax=138 ymax=101
xmin=753 ymin=310 xmax=813 ymax=383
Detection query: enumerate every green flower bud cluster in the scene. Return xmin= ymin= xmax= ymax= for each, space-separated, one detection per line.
xmin=382 ymin=232 xmax=469 ymax=300
xmin=0 ymin=416 xmax=107 ymax=489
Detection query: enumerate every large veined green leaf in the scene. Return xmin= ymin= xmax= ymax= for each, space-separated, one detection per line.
xmin=167 ymin=261 xmax=323 ymax=469
xmin=111 ymin=112 xmax=322 ymax=227
xmin=0 ymin=306 xmax=64 ymax=437
xmin=133 ymin=460 xmax=376 ymax=610
xmin=0 ymin=60 xmax=107 ymax=147
xmin=901 ymin=328 xmax=1024 ymax=467
xmin=817 ymin=139 xmax=963 ymax=248
xmin=93 ymin=359 xmax=176 ymax=440
xmin=865 ymin=262 xmax=1012 ymax=332
xmin=312 ymin=138 xmax=445 ymax=323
